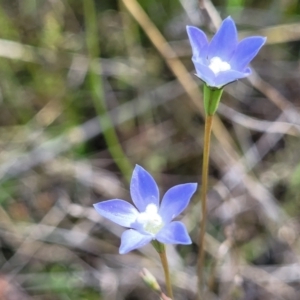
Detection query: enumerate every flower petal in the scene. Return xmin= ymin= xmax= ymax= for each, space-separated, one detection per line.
xmin=130 ymin=165 xmax=159 ymax=212
xmin=120 ymin=229 xmax=152 ymax=254
xmin=230 ymin=36 xmax=267 ymax=71
xmin=214 ymin=69 xmax=251 ymax=88
xmin=208 ymin=16 xmax=238 ymax=61
xmin=159 ymin=183 xmax=197 ymax=224
xmin=192 ymin=61 xmax=216 ymax=87
xmin=186 ymin=26 xmax=208 ymax=60
xmin=156 ymin=221 xmax=192 ymax=244
xmin=93 ymin=199 xmax=139 ymax=227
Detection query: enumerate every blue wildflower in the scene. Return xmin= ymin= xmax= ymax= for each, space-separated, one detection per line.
xmin=187 ymin=16 xmax=266 ymax=88
xmin=94 ymin=165 xmax=197 ymax=254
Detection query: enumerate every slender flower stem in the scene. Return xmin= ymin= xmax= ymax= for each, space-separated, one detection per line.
xmin=159 ymin=246 xmax=174 ymax=299
xmin=152 ymin=241 xmax=174 ymax=299
xmin=197 ymin=114 xmax=214 ymax=298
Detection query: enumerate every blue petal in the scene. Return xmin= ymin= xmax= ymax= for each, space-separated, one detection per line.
xmin=230 ymin=36 xmax=267 ymax=71
xmin=186 ymin=26 xmax=208 ymax=60
xmin=192 ymin=61 xmax=216 ymax=87
xmin=130 ymin=165 xmax=159 ymax=212
xmin=120 ymin=229 xmax=152 ymax=254
xmin=208 ymin=16 xmax=238 ymax=61
xmin=156 ymin=221 xmax=192 ymax=244
xmin=159 ymin=183 xmax=197 ymax=224
xmin=93 ymin=199 xmax=139 ymax=227
xmin=214 ymin=69 xmax=250 ymax=88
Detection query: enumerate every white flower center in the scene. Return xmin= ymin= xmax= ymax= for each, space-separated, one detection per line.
xmin=208 ymin=56 xmax=231 ymax=75
xmin=136 ymin=204 xmax=164 ymax=235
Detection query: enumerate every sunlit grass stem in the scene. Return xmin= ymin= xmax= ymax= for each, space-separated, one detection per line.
xmin=83 ymin=0 xmax=132 ymax=182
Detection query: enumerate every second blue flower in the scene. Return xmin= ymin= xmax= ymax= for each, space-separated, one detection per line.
xmin=187 ymin=17 xmax=266 ymax=88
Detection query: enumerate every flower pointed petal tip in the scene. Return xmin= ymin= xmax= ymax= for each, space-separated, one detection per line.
xmin=209 ymin=16 xmax=238 ymax=61
xmin=130 ymin=164 xmax=159 ymax=212
xmin=222 ymin=16 xmax=236 ymax=30
xmin=93 ymin=199 xmax=139 ymax=227
xmin=119 ymin=229 xmax=152 ymax=254
xmin=159 ymin=183 xmax=197 ymax=224
xmin=230 ymin=36 xmax=267 ymax=71
xmin=261 ymin=36 xmax=267 ymax=44
xmin=156 ymin=222 xmax=192 ymax=245
xmin=186 ymin=26 xmax=208 ymax=60
xmin=186 ymin=25 xmax=206 ymax=38
xmin=224 ymin=15 xmax=233 ymax=21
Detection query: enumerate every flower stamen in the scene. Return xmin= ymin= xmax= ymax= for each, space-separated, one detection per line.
xmin=136 ymin=204 xmax=164 ymax=235
xmin=208 ymin=56 xmax=231 ymax=75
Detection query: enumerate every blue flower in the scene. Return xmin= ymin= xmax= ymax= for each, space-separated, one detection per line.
xmin=187 ymin=16 xmax=266 ymax=88
xmin=93 ymin=165 xmax=197 ymax=254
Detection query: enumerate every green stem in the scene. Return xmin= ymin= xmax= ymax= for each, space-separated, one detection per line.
xmin=83 ymin=0 xmax=132 ymax=182
xmin=197 ymin=113 xmax=214 ymax=299
xmin=152 ymin=241 xmax=174 ymax=299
